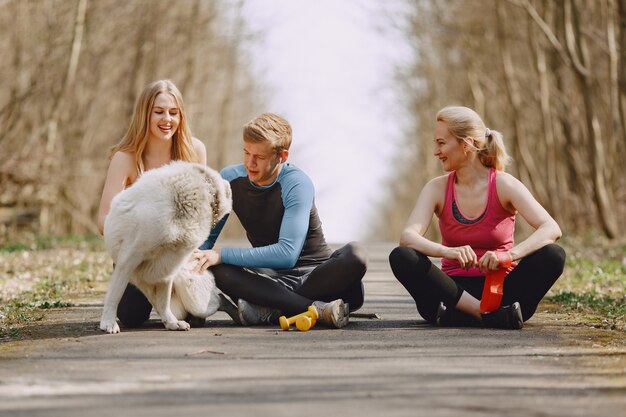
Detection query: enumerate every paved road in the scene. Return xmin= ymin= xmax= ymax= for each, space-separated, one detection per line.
xmin=1 ymin=242 xmax=625 ymax=417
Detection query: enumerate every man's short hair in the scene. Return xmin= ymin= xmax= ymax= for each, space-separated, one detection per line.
xmin=243 ymin=113 xmax=292 ymax=152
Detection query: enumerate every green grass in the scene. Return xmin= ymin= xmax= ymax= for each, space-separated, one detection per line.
xmin=0 ymin=235 xmax=110 ymax=340
xmin=0 ymin=279 xmax=73 ymax=339
xmin=0 ymin=234 xmax=103 ymax=253
xmin=548 ymin=237 xmax=626 ymax=331
xmin=550 ymin=292 xmax=626 ymax=330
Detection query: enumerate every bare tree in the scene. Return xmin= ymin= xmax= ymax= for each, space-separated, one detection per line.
xmin=0 ymin=0 xmax=263 ymax=242
xmin=375 ymin=0 xmax=626 ymax=241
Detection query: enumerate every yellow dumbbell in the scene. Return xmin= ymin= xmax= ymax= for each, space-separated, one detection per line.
xmin=279 ymin=306 xmax=319 ymax=332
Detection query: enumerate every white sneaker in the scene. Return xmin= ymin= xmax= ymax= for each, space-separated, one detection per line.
xmin=237 ymin=299 xmax=281 ymax=326
xmin=313 ymin=299 xmax=349 ymax=329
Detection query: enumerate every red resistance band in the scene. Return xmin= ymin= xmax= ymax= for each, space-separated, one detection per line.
xmin=479 ymin=251 xmax=516 ymax=313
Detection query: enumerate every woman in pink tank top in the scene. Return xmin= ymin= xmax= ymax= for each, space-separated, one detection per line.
xmin=389 ymin=106 xmax=565 ymax=329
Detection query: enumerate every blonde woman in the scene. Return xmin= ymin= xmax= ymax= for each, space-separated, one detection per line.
xmin=389 ymin=106 xmax=565 ymax=329
xmin=97 ymin=79 xmax=206 ymax=327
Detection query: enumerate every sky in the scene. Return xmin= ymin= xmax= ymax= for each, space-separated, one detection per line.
xmin=240 ymin=1 xmax=411 ymax=243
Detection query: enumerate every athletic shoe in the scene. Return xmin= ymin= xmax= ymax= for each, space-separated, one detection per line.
xmin=237 ymin=299 xmax=281 ymax=326
xmin=480 ymin=301 xmax=524 ymax=330
xmin=218 ymin=293 xmax=242 ymax=325
xmin=435 ymin=302 xmax=480 ymax=327
xmin=313 ymin=299 xmax=349 ymax=329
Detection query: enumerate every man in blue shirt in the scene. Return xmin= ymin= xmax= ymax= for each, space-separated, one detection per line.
xmin=193 ymin=113 xmax=367 ymax=328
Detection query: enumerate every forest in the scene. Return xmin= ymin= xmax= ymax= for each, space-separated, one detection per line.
xmin=0 ymin=0 xmax=259 ymax=239
xmin=1 ymin=0 xmax=625 ymax=243
xmin=379 ymin=0 xmax=626 ymax=241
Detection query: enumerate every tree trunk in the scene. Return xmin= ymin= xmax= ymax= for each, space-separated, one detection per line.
xmin=214 ymin=0 xmax=245 ymax=169
xmin=496 ymin=1 xmax=547 ymax=202
xmin=467 ymin=67 xmax=485 ymax=118
xmin=565 ymin=0 xmax=619 ymax=238
xmin=618 ymin=0 xmax=626 ymax=147
xmin=528 ymin=0 xmax=559 ymax=217
xmin=40 ymin=0 xmax=88 ymax=234
xmin=180 ymin=0 xmax=201 ymax=96
xmin=124 ymin=5 xmax=151 ymax=119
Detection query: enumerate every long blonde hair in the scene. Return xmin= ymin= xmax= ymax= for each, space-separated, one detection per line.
xmin=109 ymin=80 xmax=197 ymax=174
xmin=436 ymin=106 xmax=511 ymax=171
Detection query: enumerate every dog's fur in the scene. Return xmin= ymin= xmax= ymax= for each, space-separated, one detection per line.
xmin=100 ymin=161 xmax=231 ymax=334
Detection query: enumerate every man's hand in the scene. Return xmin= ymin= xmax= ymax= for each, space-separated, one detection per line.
xmin=192 ymin=249 xmax=221 ymax=272
xmin=442 ymin=245 xmax=478 ymax=270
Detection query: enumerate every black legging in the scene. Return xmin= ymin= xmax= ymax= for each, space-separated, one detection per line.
xmin=212 ymin=242 xmax=368 ymax=316
xmin=116 ymin=283 xmax=153 ymax=328
xmin=116 ymin=242 xmax=368 ymax=327
xmin=388 ymin=244 xmax=566 ymax=323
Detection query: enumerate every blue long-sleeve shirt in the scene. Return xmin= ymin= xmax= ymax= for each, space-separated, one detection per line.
xmin=199 ymin=164 xmax=332 ymax=269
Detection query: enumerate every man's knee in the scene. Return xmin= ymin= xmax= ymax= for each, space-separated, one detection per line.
xmin=210 ymin=264 xmax=246 ymax=290
xmin=210 ymin=263 xmax=231 ymax=281
xmin=338 ymin=242 xmax=368 ymax=274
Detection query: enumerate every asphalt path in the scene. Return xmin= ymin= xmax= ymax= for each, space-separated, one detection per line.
xmin=1 ymin=242 xmax=625 ymax=417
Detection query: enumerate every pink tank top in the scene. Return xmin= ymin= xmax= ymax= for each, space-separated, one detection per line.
xmin=439 ymin=168 xmax=515 ymax=277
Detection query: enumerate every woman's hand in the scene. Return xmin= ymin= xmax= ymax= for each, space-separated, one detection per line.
xmin=478 ymin=250 xmax=512 ymax=273
xmin=478 ymin=250 xmax=500 ymax=273
xmin=192 ymin=249 xmax=221 ymax=272
xmin=442 ymin=245 xmax=478 ymax=270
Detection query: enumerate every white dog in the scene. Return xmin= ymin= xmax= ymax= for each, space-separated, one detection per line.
xmin=100 ymin=161 xmax=232 ymax=334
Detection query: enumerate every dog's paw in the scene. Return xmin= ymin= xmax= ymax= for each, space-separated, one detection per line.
xmin=164 ymin=320 xmax=190 ymax=331
xmin=100 ymin=319 xmax=120 ymax=334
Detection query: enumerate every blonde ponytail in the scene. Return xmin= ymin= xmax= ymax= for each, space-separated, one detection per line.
xmin=478 ymin=129 xmax=511 ymax=171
